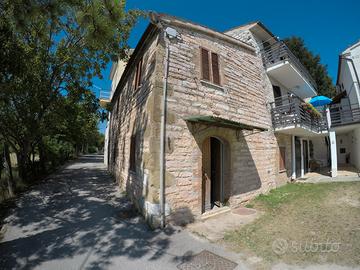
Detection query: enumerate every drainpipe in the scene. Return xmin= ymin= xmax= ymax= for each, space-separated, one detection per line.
xmin=159 ymin=26 xmax=179 ymax=228
xmin=159 ymin=31 xmax=170 ymax=228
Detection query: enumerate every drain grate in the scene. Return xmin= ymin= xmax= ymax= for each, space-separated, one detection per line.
xmin=177 ymin=250 xmax=237 ymax=270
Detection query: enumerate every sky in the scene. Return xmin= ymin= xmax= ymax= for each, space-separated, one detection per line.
xmin=95 ymin=0 xmax=360 ymax=133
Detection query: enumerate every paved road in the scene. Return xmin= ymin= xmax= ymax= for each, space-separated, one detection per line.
xmin=0 ymin=155 xmax=247 ymax=270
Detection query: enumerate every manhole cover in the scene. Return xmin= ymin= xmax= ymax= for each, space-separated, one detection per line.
xmin=177 ymin=250 xmax=237 ymax=270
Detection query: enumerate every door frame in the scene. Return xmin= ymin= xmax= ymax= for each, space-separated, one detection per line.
xmin=298 ymin=137 xmax=310 ymax=178
xmin=202 ymin=136 xmax=225 ymax=213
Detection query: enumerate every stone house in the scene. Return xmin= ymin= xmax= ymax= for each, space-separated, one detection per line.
xmin=104 ymin=13 xmax=324 ymax=227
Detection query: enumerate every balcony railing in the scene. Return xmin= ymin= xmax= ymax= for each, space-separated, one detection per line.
xmin=270 ymin=94 xmax=328 ymax=133
xmin=261 ymin=41 xmax=317 ymax=90
xmin=330 ymin=103 xmax=360 ymax=127
xmin=99 ymin=90 xmax=111 ymax=100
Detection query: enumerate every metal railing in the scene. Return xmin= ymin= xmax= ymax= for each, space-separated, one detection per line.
xmin=261 ymin=41 xmax=317 ymax=89
xmin=270 ymin=94 xmax=327 ymax=133
xmin=99 ymin=90 xmax=111 ymax=100
xmin=329 ymin=103 xmax=360 ymax=127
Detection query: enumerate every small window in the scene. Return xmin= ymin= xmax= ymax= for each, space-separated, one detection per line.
xmin=134 ymin=58 xmax=143 ymax=89
xmin=200 ymin=48 xmax=221 ymax=85
xmin=129 ymin=134 xmax=137 ymax=172
xmin=340 ymin=148 xmax=346 ymax=154
xmin=279 ymin=147 xmax=286 ymax=171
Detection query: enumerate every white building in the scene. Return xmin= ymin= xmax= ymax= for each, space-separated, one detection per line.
xmin=332 ymin=40 xmax=360 ymax=170
xmin=103 ymin=51 xmax=133 ymax=166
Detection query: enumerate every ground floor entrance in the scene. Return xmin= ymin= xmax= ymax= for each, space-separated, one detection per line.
xmin=202 ymin=137 xmax=224 ymax=212
xmin=294 ymin=136 xmax=311 ymax=178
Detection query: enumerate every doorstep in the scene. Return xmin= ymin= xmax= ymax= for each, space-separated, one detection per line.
xmin=200 ymin=206 xmax=231 ymax=221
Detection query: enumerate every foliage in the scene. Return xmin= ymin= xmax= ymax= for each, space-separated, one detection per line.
xmin=284 ymin=37 xmax=336 ymax=98
xmin=0 ymin=0 xmax=139 ymax=185
xmin=301 ymin=102 xmax=322 ymax=119
xmin=43 ymin=136 xmax=75 ymax=168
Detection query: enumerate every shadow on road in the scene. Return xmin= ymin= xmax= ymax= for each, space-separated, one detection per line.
xmin=0 ymin=155 xmax=181 ymax=269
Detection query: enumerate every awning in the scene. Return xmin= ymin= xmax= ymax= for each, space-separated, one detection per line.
xmin=184 ymin=116 xmax=267 ymax=131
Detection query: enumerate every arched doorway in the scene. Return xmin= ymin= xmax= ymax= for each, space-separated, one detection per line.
xmin=202 ymin=137 xmax=224 ymax=212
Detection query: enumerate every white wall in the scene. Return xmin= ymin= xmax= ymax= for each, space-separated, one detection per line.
xmin=338 ymin=42 xmax=360 ymax=109
xmin=110 ymin=60 xmax=127 ymax=98
xmin=350 ymin=127 xmax=360 ymax=169
xmin=336 ymin=133 xmax=351 ymax=164
xmin=311 ymin=137 xmax=328 ymax=167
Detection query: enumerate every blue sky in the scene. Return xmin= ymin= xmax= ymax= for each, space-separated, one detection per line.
xmin=96 ymin=0 xmax=360 ymax=133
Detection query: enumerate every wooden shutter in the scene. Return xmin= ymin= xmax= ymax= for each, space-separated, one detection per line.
xmin=279 ymin=147 xmax=286 ymax=171
xmin=130 ymin=135 xmax=136 ymax=172
xmin=135 ymin=58 xmax=143 ymax=89
xmin=211 ymin=52 xmax=220 ymax=85
xmin=201 ymin=48 xmax=210 ymax=81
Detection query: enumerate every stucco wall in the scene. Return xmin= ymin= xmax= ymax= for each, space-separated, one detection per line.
xmin=350 ymin=127 xmax=360 ymax=169
xmin=337 ymin=133 xmax=351 ymax=165
xmin=311 ymin=136 xmax=329 ymax=167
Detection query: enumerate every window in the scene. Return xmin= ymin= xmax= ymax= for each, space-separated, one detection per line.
xmin=201 ymin=48 xmax=221 ymax=85
xmin=134 ymin=58 xmax=143 ymax=89
xmin=279 ymin=147 xmax=286 ymax=171
xmin=129 ymin=134 xmax=137 ymax=172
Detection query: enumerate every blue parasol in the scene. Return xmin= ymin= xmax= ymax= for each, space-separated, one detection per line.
xmin=309 ymin=96 xmax=332 ymax=107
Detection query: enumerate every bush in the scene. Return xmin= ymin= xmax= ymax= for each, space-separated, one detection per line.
xmin=43 ymin=136 xmax=75 ymax=168
xmin=88 ymin=146 xmax=98 ymax=154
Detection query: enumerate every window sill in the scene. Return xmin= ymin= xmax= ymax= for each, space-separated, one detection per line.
xmin=200 ymin=80 xmax=224 ymax=91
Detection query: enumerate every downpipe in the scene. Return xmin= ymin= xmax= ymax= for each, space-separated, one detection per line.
xmin=159 ymin=30 xmax=170 ymax=228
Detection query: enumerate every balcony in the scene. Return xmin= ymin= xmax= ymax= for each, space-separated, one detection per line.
xmin=262 ymin=41 xmax=317 ymax=99
xmin=99 ymin=90 xmax=111 ymax=109
xmin=270 ymin=94 xmax=328 ymax=135
xmin=330 ymin=104 xmax=360 ymax=127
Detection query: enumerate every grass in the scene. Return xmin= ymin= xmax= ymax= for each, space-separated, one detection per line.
xmin=224 ymin=182 xmax=360 ymax=267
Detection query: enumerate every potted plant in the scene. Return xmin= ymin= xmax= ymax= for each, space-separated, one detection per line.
xmin=301 ymin=102 xmax=322 ymax=119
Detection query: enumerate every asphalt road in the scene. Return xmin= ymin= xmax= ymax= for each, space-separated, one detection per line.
xmin=0 ymin=155 xmax=246 ymax=270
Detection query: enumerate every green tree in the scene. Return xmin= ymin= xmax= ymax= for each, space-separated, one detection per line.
xmin=0 ymin=0 xmax=139 ymax=182
xmin=284 ymin=37 xmax=336 ymax=97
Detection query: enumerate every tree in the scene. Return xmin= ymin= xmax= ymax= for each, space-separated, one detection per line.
xmin=284 ymin=37 xmax=336 ymax=98
xmin=0 ymin=0 xmax=139 ymax=182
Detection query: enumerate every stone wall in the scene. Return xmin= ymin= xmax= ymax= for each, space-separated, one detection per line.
xmin=160 ymin=23 xmax=280 ymax=221
xmin=108 ymin=30 xmax=162 ymax=225
xmin=274 ymin=134 xmax=292 ymax=185
xmin=108 ymin=20 xmax=292 ymax=226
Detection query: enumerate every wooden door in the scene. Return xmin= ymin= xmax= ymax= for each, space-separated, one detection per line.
xmin=303 ymin=140 xmax=309 ymax=174
xmin=295 ymin=137 xmax=301 ymax=178
xmin=202 ymin=138 xmax=211 ymax=212
xmin=211 ymin=138 xmax=222 ymax=207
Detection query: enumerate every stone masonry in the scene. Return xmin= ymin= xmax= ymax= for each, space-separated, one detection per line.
xmin=107 ymin=15 xmax=292 ymax=227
